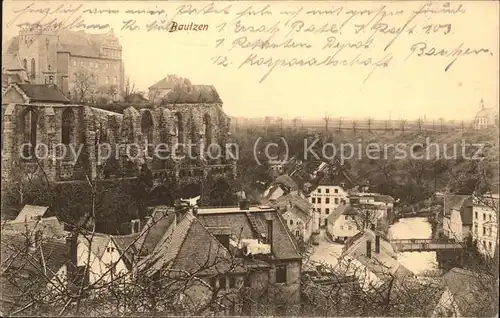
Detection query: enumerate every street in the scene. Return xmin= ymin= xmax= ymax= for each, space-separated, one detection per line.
xmin=307 ymin=229 xmax=344 ymax=267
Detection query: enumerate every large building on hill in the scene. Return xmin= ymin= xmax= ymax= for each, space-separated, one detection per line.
xmin=3 ymin=27 xmax=124 ymax=98
xmin=474 ymin=98 xmax=498 ymax=130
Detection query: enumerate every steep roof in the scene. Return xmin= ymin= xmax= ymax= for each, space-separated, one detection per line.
xmin=442 ymin=267 xmax=497 ymax=317
xmin=78 ymin=233 xmax=111 ymax=259
xmin=373 ymin=195 xmax=395 ymax=203
xmin=140 ymin=212 xmax=240 ymax=275
xmin=197 ymin=209 xmax=301 ymax=260
xmin=1 ymin=234 xmax=68 ymax=304
xmin=273 ymin=192 xmax=312 ymax=223
xmin=14 ymin=205 xmax=49 ymax=222
xmin=149 ymin=75 xmax=192 ymax=90
xmin=2 ymin=53 xmax=24 ymax=71
xmin=135 ymin=206 xmax=177 ymax=255
xmin=327 ymin=204 xmax=356 ymax=222
xmin=274 ymin=175 xmax=298 ymax=190
xmin=444 ymin=195 xmax=473 ymax=225
xmin=475 ymin=107 xmax=497 ymax=118
xmin=342 ymin=230 xmax=413 ymax=279
xmin=112 ymin=233 xmax=140 ymax=269
xmin=8 ymin=83 xmax=70 ymax=103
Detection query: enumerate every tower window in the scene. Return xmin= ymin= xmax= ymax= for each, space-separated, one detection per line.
xmin=30 ymin=58 xmax=36 ymax=80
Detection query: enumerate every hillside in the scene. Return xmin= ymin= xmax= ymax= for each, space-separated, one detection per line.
xmin=233 ymin=126 xmax=499 ymax=204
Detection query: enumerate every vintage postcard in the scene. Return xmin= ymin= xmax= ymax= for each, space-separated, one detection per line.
xmin=1 ymin=0 xmax=499 ymax=316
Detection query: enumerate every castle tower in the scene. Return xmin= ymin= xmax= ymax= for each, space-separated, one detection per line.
xmin=17 ymin=26 xmax=58 ymax=84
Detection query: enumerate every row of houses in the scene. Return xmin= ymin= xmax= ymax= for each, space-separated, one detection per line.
xmin=1 ymin=202 xmax=303 ymax=315
xmin=442 ymin=193 xmax=499 ymax=258
xmin=263 ymin=159 xmax=395 ymax=245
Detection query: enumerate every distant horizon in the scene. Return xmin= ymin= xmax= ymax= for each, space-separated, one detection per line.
xmin=2 ymin=1 xmax=498 ymax=120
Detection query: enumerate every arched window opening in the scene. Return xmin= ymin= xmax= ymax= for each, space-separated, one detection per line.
xmin=22 ymin=109 xmax=38 ymax=159
xmin=174 ymin=113 xmax=183 ymax=145
xmin=61 ymin=108 xmax=75 ymax=145
xmin=30 ymin=58 xmax=36 ymax=80
xmin=23 ymin=59 xmax=28 ymax=72
xmin=203 ymin=114 xmax=212 ymax=145
xmin=141 ymin=111 xmax=154 ymax=144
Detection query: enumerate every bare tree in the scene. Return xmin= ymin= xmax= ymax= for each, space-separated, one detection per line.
xmin=417 ymin=117 xmax=423 ymax=132
xmin=400 ymin=119 xmax=407 ymax=133
xmin=352 ymin=120 xmax=358 ymax=134
xmin=324 ymin=113 xmax=331 ymax=132
xmin=439 ymin=117 xmax=445 ymax=133
xmin=123 ymin=76 xmax=137 ymax=103
xmin=71 ymin=67 xmax=97 ymax=103
xmin=367 ymin=117 xmax=373 ymax=133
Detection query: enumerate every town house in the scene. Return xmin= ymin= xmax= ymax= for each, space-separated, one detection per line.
xmin=326 ymin=204 xmax=359 ymax=243
xmin=471 ymin=194 xmax=499 ymax=257
xmin=196 ymin=203 xmax=303 ymax=315
xmin=442 ymin=195 xmax=473 ymax=242
xmin=271 ymin=191 xmax=314 ymax=243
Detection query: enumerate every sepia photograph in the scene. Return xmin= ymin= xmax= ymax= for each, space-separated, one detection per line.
xmin=1 ymin=0 xmax=499 ymax=316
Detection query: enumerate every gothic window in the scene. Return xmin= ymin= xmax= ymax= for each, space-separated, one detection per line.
xmin=141 ymin=111 xmax=154 ymax=145
xmin=21 ymin=109 xmax=38 ymax=158
xmin=105 ymin=76 xmax=109 ymax=84
xmin=23 ymin=59 xmax=28 ymax=71
xmin=30 ymin=58 xmax=36 ymax=80
xmin=203 ymin=114 xmax=212 ymax=145
xmin=61 ymin=108 xmax=75 ymax=145
xmin=174 ymin=113 xmax=183 ymax=145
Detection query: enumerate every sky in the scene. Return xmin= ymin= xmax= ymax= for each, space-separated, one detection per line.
xmin=2 ymin=0 xmax=499 ymax=120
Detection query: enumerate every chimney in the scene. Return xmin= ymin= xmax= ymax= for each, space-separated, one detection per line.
xmin=239 ymin=199 xmax=250 ymax=210
xmin=61 ymin=75 xmax=69 ymax=96
xmin=267 ymin=219 xmax=273 ymax=253
xmin=192 ymin=206 xmax=198 ymax=217
xmin=375 ymin=235 xmax=380 ymax=253
xmin=366 ymin=240 xmax=372 ymax=259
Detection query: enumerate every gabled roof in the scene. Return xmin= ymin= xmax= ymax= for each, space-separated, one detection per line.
xmin=4 ymin=83 xmax=70 ymax=104
xmin=342 ymin=230 xmax=413 ymax=279
xmin=1 ymin=234 xmax=68 ymax=304
xmin=444 ymin=195 xmax=473 ymax=225
xmin=197 ymin=208 xmax=301 ymax=260
xmin=14 ymin=205 xmax=49 ymax=223
xmin=78 ymin=233 xmax=111 ymax=259
xmin=327 ymin=204 xmax=356 ymax=222
xmin=442 ymin=267 xmax=497 ymax=317
xmin=135 ymin=206 xmax=177 ymax=255
xmin=148 ymin=75 xmax=192 ymax=90
xmin=112 ymin=233 xmax=140 ymax=269
xmin=140 ymin=212 xmax=241 ymax=275
xmin=2 ymin=53 xmax=24 ymax=71
xmin=272 ymin=192 xmax=312 ymax=223
xmin=274 ymin=175 xmax=298 ymax=190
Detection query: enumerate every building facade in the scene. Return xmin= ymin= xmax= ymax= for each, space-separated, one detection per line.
xmin=309 ymin=183 xmax=349 ymax=228
xmin=471 ymin=195 xmax=499 ymax=257
xmin=442 ymin=195 xmax=473 ymax=242
xmin=4 ymin=28 xmax=124 ymax=98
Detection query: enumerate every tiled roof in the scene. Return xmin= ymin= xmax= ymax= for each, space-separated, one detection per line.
xmin=272 ymin=192 xmax=312 ymax=222
xmin=14 ymin=205 xmax=49 ymax=222
xmin=274 ymin=175 xmax=298 ymax=189
xmin=79 ymin=233 xmax=111 ymax=259
xmin=1 ymin=234 xmax=68 ymax=304
xmin=373 ymin=195 xmax=395 ymax=203
xmin=149 ymin=75 xmax=192 ymax=90
xmin=197 ymin=209 xmax=301 ymax=260
xmin=327 ymin=204 xmax=355 ymax=222
xmin=141 ymin=212 xmax=241 ymax=275
xmin=112 ymin=233 xmax=140 ymax=268
xmin=342 ymin=230 xmax=413 ymax=279
xmin=135 ymin=206 xmax=177 ymax=255
xmin=2 ymin=53 xmax=24 ymax=71
xmin=442 ymin=267 xmax=497 ymax=317
xmin=16 ymin=84 xmax=70 ymax=103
